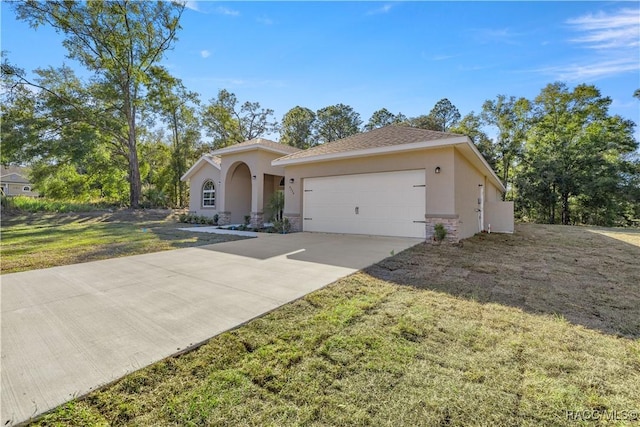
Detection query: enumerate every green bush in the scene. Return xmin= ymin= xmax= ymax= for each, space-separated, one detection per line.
xmin=434 ymin=223 xmax=447 ymax=242
xmin=272 ymin=217 xmax=291 ymax=234
xmin=267 ymin=191 xmax=284 ymax=221
xmin=177 ymin=213 xmax=216 ymax=226
xmin=1 ymin=196 xmax=116 ymax=213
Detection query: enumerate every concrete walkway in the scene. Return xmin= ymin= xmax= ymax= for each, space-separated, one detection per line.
xmin=1 ymin=232 xmax=421 ymax=426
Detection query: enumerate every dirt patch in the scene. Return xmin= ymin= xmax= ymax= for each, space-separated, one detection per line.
xmin=365 ymin=223 xmax=640 ymax=338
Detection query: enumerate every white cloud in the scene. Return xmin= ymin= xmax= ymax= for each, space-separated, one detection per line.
xmin=215 ymin=6 xmax=239 ymax=17
xmin=535 ymin=58 xmax=639 ymax=82
xmin=200 ymin=50 xmax=211 ymax=58
xmin=567 ymin=8 xmax=640 ymax=49
xmin=541 ymin=8 xmax=640 ymax=81
xmin=470 ymin=27 xmax=523 ymax=45
xmin=183 ymin=1 xmax=200 ymax=12
xmin=257 ymin=15 xmax=274 ymax=26
xmin=367 ymin=4 xmax=394 ymax=15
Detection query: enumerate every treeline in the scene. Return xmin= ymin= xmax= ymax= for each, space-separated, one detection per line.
xmin=1 ymin=1 xmax=638 ymax=226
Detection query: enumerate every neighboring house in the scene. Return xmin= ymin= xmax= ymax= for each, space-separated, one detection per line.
xmin=0 ymin=166 xmax=39 ymax=197
xmin=182 ymin=125 xmax=514 ymax=241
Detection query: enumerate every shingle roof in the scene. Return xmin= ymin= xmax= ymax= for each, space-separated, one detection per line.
xmin=211 ymin=138 xmax=301 ymax=155
xmin=274 ymin=125 xmax=463 ymax=162
xmin=205 ymin=155 xmax=221 ymax=166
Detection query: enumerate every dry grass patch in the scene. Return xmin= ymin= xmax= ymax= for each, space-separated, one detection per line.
xmin=368 ymin=224 xmax=640 ymax=339
xmin=0 ymin=210 xmax=247 ymax=274
xmin=29 ymin=224 xmax=640 ymax=426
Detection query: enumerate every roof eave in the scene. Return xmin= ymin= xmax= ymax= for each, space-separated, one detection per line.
xmin=181 ymin=156 xmax=220 ymax=181
xmin=211 ymin=144 xmax=297 ymax=157
xmin=272 ymin=136 xmax=469 ymax=166
xmin=456 ymin=138 xmax=506 ymax=193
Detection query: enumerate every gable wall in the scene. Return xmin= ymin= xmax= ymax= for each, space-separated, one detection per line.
xmin=188 ymin=163 xmax=221 ymax=216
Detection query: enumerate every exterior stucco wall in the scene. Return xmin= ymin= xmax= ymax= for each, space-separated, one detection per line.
xmin=1 ymin=173 xmax=39 ymax=197
xmin=220 ymin=151 xmax=286 ymax=214
xmin=187 ymin=163 xmax=220 ymax=217
xmin=454 ymin=148 xmax=486 ymax=239
xmin=226 ymin=163 xmax=252 ymax=224
xmin=485 ymin=181 xmax=502 ymax=203
xmin=485 ymin=201 xmax=515 ymax=233
xmin=2 ymin=183 xmax=38 ymax=197
xmin=282 ymin=148 xmax=456 ymax=231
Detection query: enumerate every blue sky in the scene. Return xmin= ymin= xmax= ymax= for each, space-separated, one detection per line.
xmin=2 ymin=1 xmax=639 ymax=139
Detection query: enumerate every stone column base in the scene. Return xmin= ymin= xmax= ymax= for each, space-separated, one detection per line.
xmin=283 ymin=213 xmax=301 ymax=232
xmin=250 ymin=211 xmax=264 ymax=229
xmin=217 ymin=211 xmax=231 ymax=226
xmin=425 ymin=215 xmax=459 ymax=243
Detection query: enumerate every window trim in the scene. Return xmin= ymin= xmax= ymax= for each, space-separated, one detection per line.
xmin=202 ymin=180 xmax=216 ymax=208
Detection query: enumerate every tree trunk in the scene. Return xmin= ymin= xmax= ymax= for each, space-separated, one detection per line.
xmin=562 ymin=192 xmax=570 ymax=225
xmin=128 ymin=144 xmax=141 ymax=208
xmin=550 ymin=183 xmax=556 ymax=224
xmin=171 ymin=110 xmax=183 ymax=208
xmin=125 ymin=91 xmax=141 ymax=208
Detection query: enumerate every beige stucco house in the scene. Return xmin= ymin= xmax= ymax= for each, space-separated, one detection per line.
xmin=0 ymin=166 xmax=39 ymax=197
xmin=182 ymin=125 xmax=514 ymax=241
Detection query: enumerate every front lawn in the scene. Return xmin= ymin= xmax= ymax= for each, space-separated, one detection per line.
xmin=29 ymin=224 xmax=640 ymax=426
xmin=0 ymin=210 xmax=247 ymax=274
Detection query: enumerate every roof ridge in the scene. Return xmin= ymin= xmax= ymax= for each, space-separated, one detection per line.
xmin=274 ymin=125 xmax=463 ymax=162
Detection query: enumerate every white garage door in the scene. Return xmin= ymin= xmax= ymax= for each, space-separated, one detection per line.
xmin=303 ymin=169 xmax=426 ymax=238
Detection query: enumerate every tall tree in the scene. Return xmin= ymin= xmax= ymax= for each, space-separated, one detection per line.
xmin=365 ymin=108 xmax=407 ymax=130
xmin=408 ymin=114 xmax=440 ymax=131
xmin=518 ymin=82 xmax=637 ymax=225
xmin=147 ymin=67 xmax=202 ymax=207
xmin=1 ymin=60 xmax=42 ymax=165
xmin=450 ymin=112 xmax=498 ymax=170
xmin=428 ymin=98 xmax=461 ymax=132
xmin=280 ymin=106 xmax=317 ymax=149
xmin=481 ymin=95 xmax=531 ymax=196
xmin=2 ymin=62 xmax=131 ymax=202
xmin=314 ymin=104 xmax=362 ymax=143
xmin=12 ymin=0 xmax=184 ymax=208
xmin=202 ymin=89 xmax=278 ymax=149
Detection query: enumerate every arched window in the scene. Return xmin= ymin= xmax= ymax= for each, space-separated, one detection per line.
xmin=202 ymin=180 xmax=215 ymax=207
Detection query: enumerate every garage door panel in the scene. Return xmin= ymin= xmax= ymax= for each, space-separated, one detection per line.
xmin=303 ymin=170 xmax=426 ymax=238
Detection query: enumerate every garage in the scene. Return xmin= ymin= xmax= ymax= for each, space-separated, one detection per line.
xmin=302 ymin=169 xmax=426 ymax=238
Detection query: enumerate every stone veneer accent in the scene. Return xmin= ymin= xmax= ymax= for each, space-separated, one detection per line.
xmin=283 ymin=213 xmax=301 ymax=232
xmin=250 ymin=211 xmax=264 ymax=229
xmin=217 ymin=211 xmax=231 ymax=226
xmin=425 ymin=214 xmax=459 ymax=243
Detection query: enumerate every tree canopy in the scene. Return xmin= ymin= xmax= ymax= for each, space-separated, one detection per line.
xmin=517 ymin=83 xmax=637 ymax=225
xmin=202 ymin=89 xmax=279 ymax=149
xmin=10 ymin=0 xmax=185 ymax=208
xmin=314 ymin=104 xmax=362 ymax=143
xmin=280 ymin=106 xmax=317 ymax=149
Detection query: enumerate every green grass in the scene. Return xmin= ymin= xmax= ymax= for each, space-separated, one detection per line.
xmin=0 ymin=210 xmax=247 ymax=274
xmin=28 ymin=224 xmax=640 ymax=426
xmin=1 ymin=195 xmax=118 ymax=213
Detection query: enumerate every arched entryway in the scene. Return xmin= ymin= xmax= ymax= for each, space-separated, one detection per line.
xmin=225 ymin=162 xmax=252 ymax=224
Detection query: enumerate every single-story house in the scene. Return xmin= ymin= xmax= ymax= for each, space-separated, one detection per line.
xmin=181 ymin=125 xmax=514 ymax=241
xmin=0 ymin=166 xmax=39 ymax=197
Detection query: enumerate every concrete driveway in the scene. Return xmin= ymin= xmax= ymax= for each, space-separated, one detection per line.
xmin=1 ymin=232 xmax=421 ymax=426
